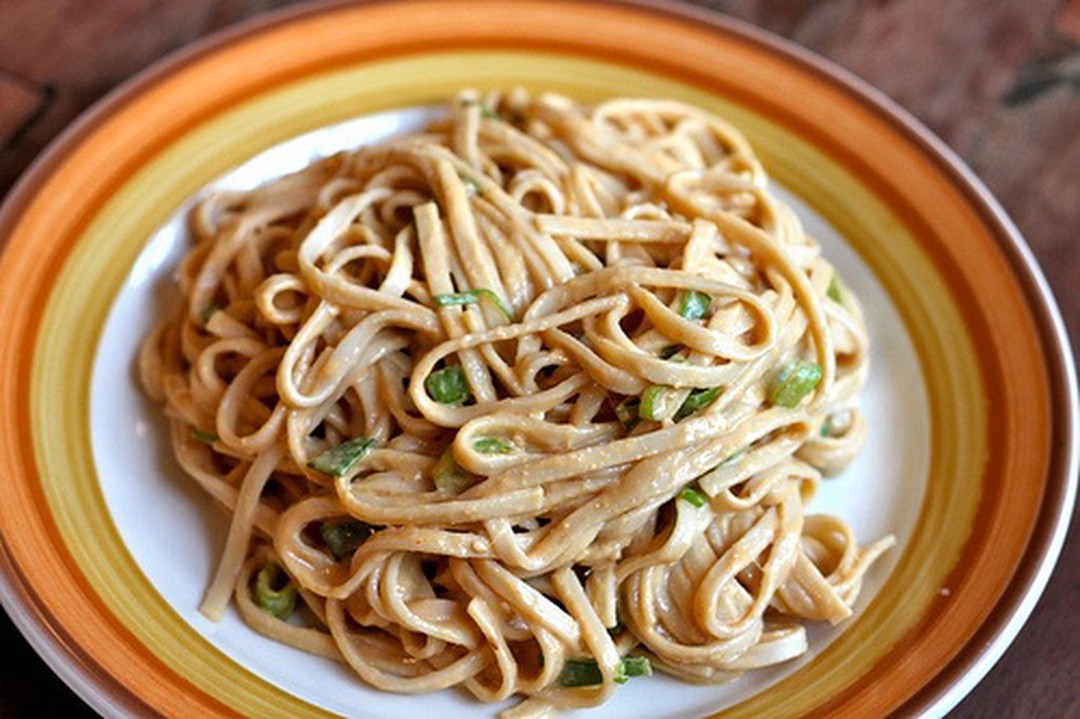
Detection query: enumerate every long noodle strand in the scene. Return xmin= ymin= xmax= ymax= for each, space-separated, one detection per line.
xmin=140 ymin=89 xmax=893 ymax=716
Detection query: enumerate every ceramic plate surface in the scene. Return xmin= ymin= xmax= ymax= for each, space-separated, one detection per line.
xmin=0 ymin=2 xmax=1075 ymax=718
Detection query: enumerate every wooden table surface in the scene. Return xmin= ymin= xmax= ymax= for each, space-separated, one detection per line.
xmin=1 ymin=1 xmax=1076 ymax=716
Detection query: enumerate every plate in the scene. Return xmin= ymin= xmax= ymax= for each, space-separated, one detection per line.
xmin=0 ymin=1 xmax=1075 ymax=717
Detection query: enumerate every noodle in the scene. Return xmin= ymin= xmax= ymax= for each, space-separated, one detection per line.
xmin=140 ymin=89 xmax=894 ymax=715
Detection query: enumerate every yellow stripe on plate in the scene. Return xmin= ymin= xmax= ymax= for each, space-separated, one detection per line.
xmin=31 ymin=51 xmax=983 ymax=716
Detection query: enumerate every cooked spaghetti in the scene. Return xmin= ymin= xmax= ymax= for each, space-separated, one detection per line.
xmin=140 ymin=89 xmax=893 ymax=717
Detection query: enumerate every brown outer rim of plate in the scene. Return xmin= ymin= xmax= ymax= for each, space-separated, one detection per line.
xmin=0 ymin=1 xmax=1075 ymax=717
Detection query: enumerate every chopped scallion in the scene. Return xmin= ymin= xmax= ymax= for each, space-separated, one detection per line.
xmin=425 ymin=365 xmax=471 ymax=405
xmin=190 ymin=428 xmax=219 ymax=444
xmin=769 ymin=360 xmax=823 ymax=408
xmin=673 ymin=386 xmax=720 ymax=421
xmin=474 ymin=437 xmax=515 ymax=454
xmin=460 ymin=175 xmax=480 ymax=196
xmin=307 ymin=437 xmax=376 ymax=477
xmin=433 ymin=449 xmax=479 ymax=494
xmin=621 ymin=656 xmax=652 ymax=678
xmin=460 ymin=98 xmax=502 ymax=120
xmin=722 ymin=446 xmax=748 ymax=465
xmin=432 ymin=288 xmax=513 ymax=321
xmin=659 ymin=344 xmax=683 ymax=360
xmin=560 ymin=658 xmax=603 ymax=687
xmin=638 ymin=385 xmax=668 ymax=422
xmin=679 ymin=486 xmax=708 ymax=507
xmin=255 ymin=563 xmax=297 ymax=620
xmin=320 ymin=519 xmax=373 ymax=559
xmin=559 ymin=656 xmax=652 ymax=687
xmin=678 ymin=291 xmax=710 ymax=320
xmin=821 ymin=418 xmax=833 ymax=437
xmin=827 ymin=274 xmax=844 ymax=303
xmin=200 ymin=303 xmax=221 ymax=325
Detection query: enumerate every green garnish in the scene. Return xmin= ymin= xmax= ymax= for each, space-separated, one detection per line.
xmin=659 ymin=344 xmax=683 ymax=360
xmin=722 ymin=446 xmax=748 ymax=465
xmin=460 ymin=175 xmax=480 ymax=196
xmin=190 ymin=428 xmax=219 ymax=444
xmin=559 ymin=656 xmax=652 ymax=687
xmin=621 ymin=656 xmax=652 ymax=679
xmin=769 ymin=360 xmax=823 ymax=408
xmin=460 ymin=99 xmax=501 ymax=120
xmin=638 ymin=385 xmax=668 ymax=422
xmin=614 ymin=397 xmax=640 ymax=429
xmin=320 ymin=519 xmax=373 ymax=559
xmin=432 ymin=288 xmax=513 ymax=321
xmin=307 ymin=437 xmax=377 ymax=477
xmin=255 ymin=563 xmax=297 ymax=620
xmin=821 ymin=418 xmax=833 ymax=437
xmin=678 ymin=291 xmax=711 ymax=320
xmin=673 ymin=387 xmax=721 ymax=421
xmin=560 ymin=658 xmax=603 ymax=687
xmin=474 ymin=438 xmax=515 ymax=454
xmin=200 ymin=304 xmax=221 ymax=326
xmin=827 ymin=274 xmax=844 ymax=303
xmin=678 ymin=486 xmax=708 ymax=507
xmin=433 ymin=449 xmax=479 ymax=494
xmin=425 ymin=365 xmax=471 ymax=405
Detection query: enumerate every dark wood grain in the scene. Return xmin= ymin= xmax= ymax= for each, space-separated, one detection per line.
xmin=0 ymin=1 xmax=1076 ymax=717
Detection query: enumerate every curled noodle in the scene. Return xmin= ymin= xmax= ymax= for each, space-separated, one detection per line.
xmin=140 ymin=89 xmax=893 ymax=716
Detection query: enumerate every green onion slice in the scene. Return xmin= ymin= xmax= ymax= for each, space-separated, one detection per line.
xmin=621 ymin=656 xmax=652 ymax=678
xmin=433 ymin=449 xmax=479 ymax=494
xmin=199 ymin=303 xmax=221 ymax=326
xmin=255 ymin=563 xmax=298 ymax=620
xmin=460 ymin=174 xmax=480 ymax=196
xmin=659 ymin=344 xmax=683 ymax=360
xmin=722 ymin=446 xmax=748 ymax=465
xmin=638 ymin=385 xmax=668 ymax=422
xmin=425 ymin=365 xmax=471 ymax=405
xmin=559 ymin=656 xmax=652 ymax=687
xmin=320 ymin=519 xmax=373 ymax=559
xmin=432 ymin=288 xmax=513 ymax=321
xmin=769 ymin=360 xmax=823 ymax=408
xmin=190 ymin=428 xmax=219 ymax=444
xmin=678 ymin=487 xmax=708 ymax=507
xmin=678 ymin=290 xmax=711 ymax=320
xmin=560 ymin=658 xmax=604 ymax=687
xmin=673 ymin=386 xmax=720 ymax=421
xmin=307 ymin=437 xmax=376 ymax=477
xmin=827 ymin=274 xmax=844 ymax=303
xmin=474 ymin=438 xmax=515 ymax=454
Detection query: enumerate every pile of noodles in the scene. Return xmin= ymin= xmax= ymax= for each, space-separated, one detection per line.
xmin=140 ymin=88 xmax=893 ymax=718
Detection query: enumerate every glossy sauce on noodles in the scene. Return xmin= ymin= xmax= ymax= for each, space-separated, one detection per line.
xmin=140 ymin=89 xmax=893 ymax=717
